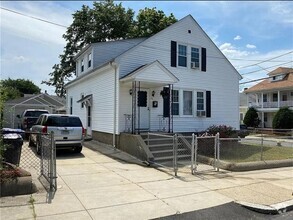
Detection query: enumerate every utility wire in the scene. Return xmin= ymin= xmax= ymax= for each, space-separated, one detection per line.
xmin=237 ymin=51 xmax=293 ymax=70
xmin=240 ymin=71 xmax=293 ymax=85
xmin=240 ymin=61 xmax=292 ymax=76
xmin=0 ymin=7 xmax=68 ymax=28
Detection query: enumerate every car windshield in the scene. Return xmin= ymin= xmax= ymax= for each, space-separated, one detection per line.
xmin=24 ymin=111 xmax=48 ymax=117
xmin=45 ymin=116 xmax=82 ymax=127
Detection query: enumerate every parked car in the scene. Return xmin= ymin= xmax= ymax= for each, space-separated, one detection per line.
xmin=17 ymin=109 xmax=49 ymax=133
xmin=29 ymin=114 xmax=85 ymax=154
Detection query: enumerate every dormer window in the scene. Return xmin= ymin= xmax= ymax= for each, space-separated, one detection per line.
xmin=88 ymin=53 xmax=92 ymax=68
xmin=81 ymin=59 xmax=84 ymax=72
xmin=271 ymin=74 xmax=284 ymax=82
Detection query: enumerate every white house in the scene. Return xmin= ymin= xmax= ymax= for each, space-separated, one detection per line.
xmin=244 ymin=67 xmax=293 ymax=128
xmin=65 ymin=15 xmax=241 ymax=147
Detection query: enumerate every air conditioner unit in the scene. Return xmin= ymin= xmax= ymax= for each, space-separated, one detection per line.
xmin=197 ymin=110 xmax=206 ymax=117
xmin=191 ymin=62 xmax=198 ymax=69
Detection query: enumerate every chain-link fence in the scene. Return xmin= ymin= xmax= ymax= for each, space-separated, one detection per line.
xmin=1 ymin=131 xmax=57 ymax=200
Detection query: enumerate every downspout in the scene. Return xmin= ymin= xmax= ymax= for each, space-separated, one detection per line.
xmin=111 ymin=61 xmax=118 ymax=148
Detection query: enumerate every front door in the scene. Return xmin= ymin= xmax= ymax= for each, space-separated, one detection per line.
xmin=137 ymin=89 xmax=150 ymax=131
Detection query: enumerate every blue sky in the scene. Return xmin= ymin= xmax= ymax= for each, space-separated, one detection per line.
xmin=1 ymin=1 xmax=292 ymax=94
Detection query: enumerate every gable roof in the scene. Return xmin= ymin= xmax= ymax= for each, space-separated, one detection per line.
xmin=268 ymin=67 xmax=293 ymax=76
xmin=120 ymin=60 xmax=179 ymax=84
xmin=244 ymin=71 xmax=293 ymax=93
xmin=5 ymin=93 xmax=65 ymax=107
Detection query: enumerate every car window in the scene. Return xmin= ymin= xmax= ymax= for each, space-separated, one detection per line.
xmin=24 ymin=111 xmax=48 ymax=117
xmin=45 ymin=116 xmax=82 ymax=127
xmin=35 ymin=116 xmax=43 ymax=125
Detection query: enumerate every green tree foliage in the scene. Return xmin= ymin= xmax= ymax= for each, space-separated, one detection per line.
xmin=43 ymin=0 xmax=177 ymax=97
xmin=243 ymin=107 xmax=260 ymax=128
xmin=272 ymin=107 xmax=293 ymax=129
xmin=132 ymin=7 xmax=177 ymax=38
xmin=0 ymin=78 xmax=41 ymax=101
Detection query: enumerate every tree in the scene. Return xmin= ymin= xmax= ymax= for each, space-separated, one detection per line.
xmin=0 ymin=78 xmax=41 ymax=100
xmin=243 ymin=107 xmax=260 ymax=128
xmin=272 ymin=107 xmax=293 ymax=129
xmin=43 ymin=0 xmax=177 ymax=97
xmin=131 ymin=7 xmax=177 ymax=38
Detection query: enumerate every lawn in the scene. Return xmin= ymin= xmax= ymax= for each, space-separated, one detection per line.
xmin=219 ymin=142 xmax=293 ymax=163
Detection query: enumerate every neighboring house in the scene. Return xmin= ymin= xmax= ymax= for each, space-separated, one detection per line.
xmin=239 ymin=92 xmax=248 ymax=124
xmin=65 ymin=15 xmax=242 ymax=146
xmin=3 ymin=93 xmax=65 ymax=128
xmin=244 ymin=67 xmax=293 ymax=128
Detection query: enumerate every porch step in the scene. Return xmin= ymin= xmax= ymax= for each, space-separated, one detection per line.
xmin=148 ymin=143 xmax=173 ymax=148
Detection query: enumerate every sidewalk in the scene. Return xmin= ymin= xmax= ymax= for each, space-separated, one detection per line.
xmin=1 ymin=141 xmax=292 ymax=220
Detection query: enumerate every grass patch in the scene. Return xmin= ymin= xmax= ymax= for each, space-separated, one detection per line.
xmin=219 ymin=142 xmax=293 ymax=163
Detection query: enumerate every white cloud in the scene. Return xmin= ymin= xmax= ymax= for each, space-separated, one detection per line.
xmin=234 ymin=35 xmax=242 ymax=40
xmin=246 ymin=44 xmax=256 ymax=49
xmin=13 ymin=56 xmax=28 ymax=62
xmin=219 ymin=42 xmax=255 ymax=58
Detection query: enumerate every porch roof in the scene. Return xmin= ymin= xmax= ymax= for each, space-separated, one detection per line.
xmin=77 ymin=94 xmax=93 ymax=106
xmin=120 ymin=60 xmax=179 ymax=87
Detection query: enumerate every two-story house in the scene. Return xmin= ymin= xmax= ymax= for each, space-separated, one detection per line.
xmin=65 ymin=15 xmax=241 ymax=148
xmin=244 ymin=67 xmax=293 ymax=128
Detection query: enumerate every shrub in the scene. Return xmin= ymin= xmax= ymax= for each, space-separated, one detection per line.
xmin=243 ymin=107 xmax=260 ymax=127
xmin=272 ymin=107 xmax=293 ymax=129
xmin=207 ymin=125 xmax=236 ymax=138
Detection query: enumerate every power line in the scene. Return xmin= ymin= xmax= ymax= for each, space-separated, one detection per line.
xmin=0 ymin=7 xmax=68 ymax=28
xmin=240 ymin=71 xmax=293 ymax=85
xmin=240 ymin=61 xmax=292 ymax=76
xmin=237 ymin=51 xmax=293 ymax=70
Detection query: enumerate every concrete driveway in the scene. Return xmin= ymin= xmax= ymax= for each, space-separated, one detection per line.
xmin=1 ymin=141 xmax=292 ymax=220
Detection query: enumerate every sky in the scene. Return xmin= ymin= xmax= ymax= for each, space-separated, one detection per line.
xmin=0 ymin=1 xmax=292 ymax=95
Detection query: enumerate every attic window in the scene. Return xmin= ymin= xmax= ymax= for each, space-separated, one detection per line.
xmin=188 ymin=30 xmax=191 ymax=34
xmin=88 ymin=53 xmax=92 ymax=68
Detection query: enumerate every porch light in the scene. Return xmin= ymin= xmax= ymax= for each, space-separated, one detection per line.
xmin=152 ymin=91 xmax=156 ymax=97
xmin=129 ymin=89 xmax=133 ymax=95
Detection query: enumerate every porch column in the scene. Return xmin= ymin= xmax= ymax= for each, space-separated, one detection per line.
xmin=261 ymin=92 xmax=263 ymax=108
xmin=261 ymin=112 xmax=264 ymax=128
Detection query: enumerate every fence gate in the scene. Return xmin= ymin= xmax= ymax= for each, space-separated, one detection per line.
xmin=40 ymin=132 xmax=57 ymax=196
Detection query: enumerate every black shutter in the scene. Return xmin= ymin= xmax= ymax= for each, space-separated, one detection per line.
xmin=163 ymin=88 xmax=170 ymax=117
xmin=206 ymin=90 xmax=211 ymax=117
xmin=201 ymin=47 xmax=206 ymax=72
xmin=171 ymin=41 xmax=177 ymax=67
xmin=137 ymin=91 xmax=147 ymax=107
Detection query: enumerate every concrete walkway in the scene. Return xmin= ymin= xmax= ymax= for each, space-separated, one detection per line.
xmin=1 ymin=141 xmax=292 ymax=220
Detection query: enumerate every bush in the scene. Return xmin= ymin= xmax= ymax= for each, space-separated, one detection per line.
xmin=243 ymin=107 xmax=260 ymax=127
xmin=272 ymin=107 xmax=293 ymax=129
xmin=207 ymin=125 xmax=236 ymax=138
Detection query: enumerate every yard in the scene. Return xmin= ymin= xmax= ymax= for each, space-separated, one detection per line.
xmin=219 ymin=141 xmax=293 ymax=163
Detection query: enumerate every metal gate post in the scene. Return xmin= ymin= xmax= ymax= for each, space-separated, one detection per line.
xmin=173 ymin=134 xmax=178 ymax=176
xmin=191 ymin=133 xmax=195 ymax=174
xmin=194 ymin=135 xmax=198 ymax=173
xmin=214 ymin=134 xmax=217 ymax=170
xmin=216 ymin=133 xmax=220 ymax=172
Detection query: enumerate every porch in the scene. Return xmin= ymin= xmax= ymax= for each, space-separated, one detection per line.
xmin=119 ymin=60 xmax=179 ymax=134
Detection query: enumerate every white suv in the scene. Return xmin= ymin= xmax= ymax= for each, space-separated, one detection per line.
xmin=29 ymin=114 xmax=85 ymax=154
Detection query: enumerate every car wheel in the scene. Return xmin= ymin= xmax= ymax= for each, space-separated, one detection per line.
xmin=74 ymin=146 xmax=82 ymax=153
xmin=36 ymin=141 xmax=41 ymax=155
xmin=28 ymin=135 xmax=34 ymax=147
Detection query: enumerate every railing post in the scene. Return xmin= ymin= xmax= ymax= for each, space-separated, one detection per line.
xmin=194 ymin=134 xmax=198 ymax=173
xmin=50 ymin=131 xmax=54 ymax=191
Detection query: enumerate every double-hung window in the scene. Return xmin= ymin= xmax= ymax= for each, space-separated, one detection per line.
xmin=88 ymin=53 xmax=92 ymax=68
xmin=191 ymin=47 xmax=200 ymax=68
xmin=172 ymin=90 xmax=179 ymax=115
xmin=263 ymin=94 xmax=267 ymax=102
xmin=178 ymin=45 xmax=187 ymax=67
xmin=81 ymin=59 xmax=84 ymax=72
xmin=183 ymin=91 xmax=193 ymax=115
xmin=197 ymin=92 xmax=204 ymax=111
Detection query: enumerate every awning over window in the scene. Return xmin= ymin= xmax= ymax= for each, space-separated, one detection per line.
xmin=77 ymin=94 xmax=92 ymax=106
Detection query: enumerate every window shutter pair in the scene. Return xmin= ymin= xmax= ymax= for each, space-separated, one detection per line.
xmin=170 ymin=41 xmax=206 ymax=72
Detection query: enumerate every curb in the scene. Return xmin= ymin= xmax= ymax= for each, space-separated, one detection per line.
xmin=198 ymin=155 xmax=293 ymax=171
xmin=237 ymin=200 xmax=293 ymax=215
